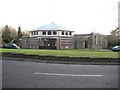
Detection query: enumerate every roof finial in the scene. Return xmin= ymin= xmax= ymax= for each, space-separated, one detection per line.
xmin=52 ymin=22 xmax=54 ymax=24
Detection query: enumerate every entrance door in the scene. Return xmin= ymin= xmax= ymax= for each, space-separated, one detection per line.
xmin=39 ymin=39 xmax=57 ymax=49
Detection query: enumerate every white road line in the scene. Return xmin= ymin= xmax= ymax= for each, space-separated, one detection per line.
xmin=35 ymin=72 xmax=103 ymax=77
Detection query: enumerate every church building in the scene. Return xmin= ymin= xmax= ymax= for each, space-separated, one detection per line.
xmin=21 ymin=23 xmax=108 ymax=49
xmin=21 ymin=23 xmax=74 ymax=49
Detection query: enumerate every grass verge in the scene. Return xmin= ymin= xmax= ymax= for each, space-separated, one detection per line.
xmin=0 ymin=48 xmax=119 ymax=58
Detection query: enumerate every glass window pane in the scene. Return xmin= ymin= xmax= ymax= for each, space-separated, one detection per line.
xmin=43 ymin=31 xmax=46 ymax=35
xmin=53 ymin=31 xmax=57 ymax=35
xmin=62 ymin=31 xmax=64 ymax=35
xmin=48 ymin=31 xmax=51 ymax=35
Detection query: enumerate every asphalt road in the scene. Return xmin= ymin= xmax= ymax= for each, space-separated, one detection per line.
xmin=2 ymin=59 xmax=118 ymax=88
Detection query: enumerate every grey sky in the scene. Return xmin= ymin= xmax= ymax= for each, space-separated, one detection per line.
xmin=0 ymin=0 xmax=120 ymax=35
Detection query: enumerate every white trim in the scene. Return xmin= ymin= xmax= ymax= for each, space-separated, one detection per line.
xmin=35 ymin=72 xmax=103 ymax=77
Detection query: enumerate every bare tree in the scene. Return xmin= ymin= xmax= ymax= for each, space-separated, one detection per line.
xmin=107 ymin=27 xmax=120 ymax=48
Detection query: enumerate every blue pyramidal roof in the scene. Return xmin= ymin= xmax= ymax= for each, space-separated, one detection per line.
xmin=32 ymin=23 xmax=72 ymax=31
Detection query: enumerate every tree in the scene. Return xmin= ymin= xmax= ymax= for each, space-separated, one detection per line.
xmin=1 ymin=25 xmax=29 ymax=45
xmin=18 ymin=26 xmax=23 ymax=39
xmin=1 ymin=25 xmax=16 ymax=43
xmin=0 ymin=29 xmax=2 ymax=44
xmin=11 ymin=29 xmax=18 ymax=43
xmin=107 ymin=27 xmax=120 ymax=48
xmin=16 ymin=26 xmax=23 ymax=44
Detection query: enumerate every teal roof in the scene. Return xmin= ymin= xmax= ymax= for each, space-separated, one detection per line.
xmin=32 ymin=23 xmax=72 ymax=31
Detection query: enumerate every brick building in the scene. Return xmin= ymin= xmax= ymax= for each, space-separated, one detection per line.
xmin=21 ymin=23 xmax=108 ymax=49
xmin=73 ymin=33 xmax=108 ymax=49
xmin=21 ymin=23 xmax=74 ymax=49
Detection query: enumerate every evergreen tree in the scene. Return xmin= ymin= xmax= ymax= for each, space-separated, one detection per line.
xmin=18 ymin=26 xmax=23 ymax=39
xmin=15 ymin=26 xmax=23 ymax=44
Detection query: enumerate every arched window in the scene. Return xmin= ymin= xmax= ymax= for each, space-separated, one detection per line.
xmin=69 ymin=32 xmax=72 ymax=35
xmin=61 ymin=31 xmax=64 ymax=35
xmin=66 ymin=32 xmax=68 ymax=35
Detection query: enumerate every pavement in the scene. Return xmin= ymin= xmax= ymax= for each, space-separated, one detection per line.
xmin=2 ymin=59 xmax=118 ymax=88
xmin=2 ymin=56 xmax=119 ymax=65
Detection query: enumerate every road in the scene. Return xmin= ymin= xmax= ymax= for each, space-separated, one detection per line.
xmin=2 ymin=59 xmax=118 ymax=88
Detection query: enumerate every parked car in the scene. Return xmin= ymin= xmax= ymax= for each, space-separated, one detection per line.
xmin=111 ymin=46 xmax=120 ymax=52
xmin=0 ymin=44 xmax=20 ymax=49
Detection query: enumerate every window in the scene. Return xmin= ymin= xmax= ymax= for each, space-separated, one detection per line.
xmin=62 ymin=31 xmax=64 ymax=35
xmin=69 ymin=32 xmax=72 ymax=35
xmin=36 ymin=31 xmax=38 ymax=35
xmin=48 ymin=31 xmax=51 ymax=35
xmin=31 ymin=32 xmax=33 ymax=35
xmin=33 ymin=32 xmax=35 ymax=35
xmin=95 ymin=36 xmax=97 ymax=45
xmin=100 ymin=36 xmax=102 ymax=45
xmin=53 ymin=31 xmax=57 ymax=35
xmin=31 ymin=31 xmax=38 ymax=35
xmin=66 ymin=32 xmax=68 ymax=35
xmin=43 ymin=31 xmax=46 ymax=35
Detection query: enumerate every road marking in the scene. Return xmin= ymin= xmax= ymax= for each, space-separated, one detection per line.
xmin=35 ymin=72 xmax=103 ymax=77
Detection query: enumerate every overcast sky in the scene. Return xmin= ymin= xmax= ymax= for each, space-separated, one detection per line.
xmin=0 ymin=0 xmax=120 ymax=35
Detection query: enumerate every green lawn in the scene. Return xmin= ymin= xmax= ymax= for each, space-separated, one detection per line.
xmin=0 ymin=48 xmax=119 ymax=58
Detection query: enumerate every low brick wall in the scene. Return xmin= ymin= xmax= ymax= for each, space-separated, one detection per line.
xmin=1 ymin=52 xmax=119 ymax=64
